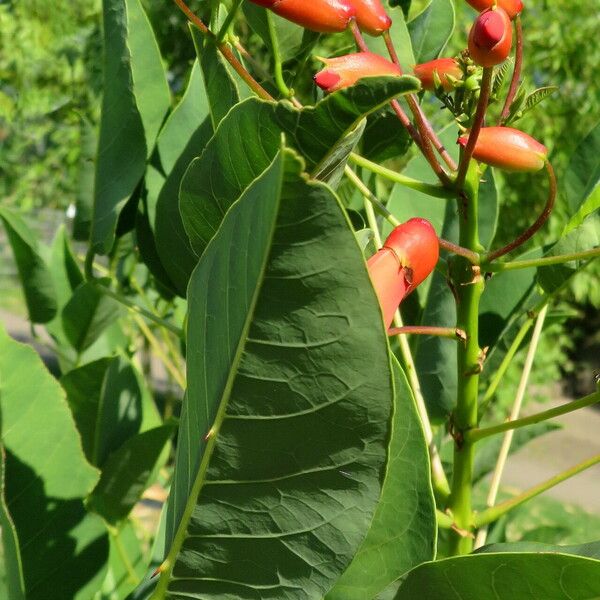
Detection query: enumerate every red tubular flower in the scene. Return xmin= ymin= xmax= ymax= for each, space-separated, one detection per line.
xmin=413 ymin=58 xmax=462 ymax=92
xmin=248 ymin=0 xmax=356 ymax=33
xmin=347 ymin=0 xmax=392 ymax=36
xmin=314 ymin=52 xmax=401 ymax=93
xmin=468 ymin=7 xmax=512 ymax=67
xmin=367 ymin=218 xmax=439 ymax=328
xmin=458 ymin=127 xmax=548 ymax=172
xmin=465 ymin=0 xmax=523 ymax=20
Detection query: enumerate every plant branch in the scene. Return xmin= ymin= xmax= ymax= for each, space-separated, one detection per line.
xmin=344 ymin=166 xmax=399 ymax=226
xmin=362 ymin=191 xmax=451 ymax=503
xmin=486 ymin=160 xmax=557 ymax=262
xmin=483 ymin=246 xmax=600 ymax=272
xmin=455 ymin=67 xmax=494 ymax=190
xmin=383 ymin=31 xmax=458 ymax=172
xmin=438 ymin=238 xmax=481 ymax=264
xmin=172 ymin=0 xmax=274 ymax=101
xmin=468 ymin=389 xmax=600 ymax=444
xmin=349 ymin=153 xmax=453 ymax=198
xmin=473 ymin=305 xmax=548 ymax=548
xmin=474 ymin=452 xmax=600 ymax=528
xmin=388 ymin=326 xmax=467 ymax=342
xmin=500 ymin=15 xmax=523 ymax=125
xmin=216 ymin=0 xmax=243 ymax=42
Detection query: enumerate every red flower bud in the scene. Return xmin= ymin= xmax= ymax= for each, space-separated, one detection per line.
xmin=347 ymin=0 xmax=392 ymax=36
xmin=314 ymin=52 xmax=401 ymax=93
xmin=457 ymin=127 xmax=548 ymax=172
xmin=248 ymin=0 xmax=356 ymax=33
xmin=413 ymin=58 xmax=462 ymax=92
xmin=468 ymin=7 xmax=512 ymax=67
xmin=465 ymin=0 xmax=523 ymax=20
xmin=367 ymin=218 xmax=439 ymax=328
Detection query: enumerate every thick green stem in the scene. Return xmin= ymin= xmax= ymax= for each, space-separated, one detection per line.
xmin=474 ymin=453 xmax=600 ymax=528
xmin=467 ymin=390 xmax=600 ymax=444
xmin=447 ymin=166 xmax=484 ymax=555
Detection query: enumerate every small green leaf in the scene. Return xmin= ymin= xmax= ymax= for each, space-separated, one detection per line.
xmin=89 ymin=424 xmax=174 ymax=525
xmin=0 ymin=207 xmax=57 ymax=324
xmin=408 ymin=0 xmax=455 ymax=63
xmin=62 ymin=280 xmax=122 ymax=353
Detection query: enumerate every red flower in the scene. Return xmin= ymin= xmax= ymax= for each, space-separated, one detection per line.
xmin=458 ymin=127 xmax=548 ymax=172
xmin=248 ymin=0 xmax=356 ymax=33
xmin=468 ymin=7 xmax=512 ymax=67
xmin=413 ymin=58 xmax=462 ymax=92
xmin=314 ymin=52 xmax=401 ymax=93
xmin=465 ymin=0 xmax=523 ymax=20
xmin=367 ymin=219 xmax=439 ymax=328
xmin=348 ymin=0 xmax=392 ymax=36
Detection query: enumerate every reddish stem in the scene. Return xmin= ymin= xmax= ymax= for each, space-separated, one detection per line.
xmin=172 ymin=0 xmax=274 ymax=101
xmin=500 ymin=16 xmax=523 ymax=125
xmin=486 ymin=160 xmax=557 ymax=262
xmin=439 ymin=238 xmax=480 ymax=264
xmin=388 ymin=326 xmax=467 ymax=341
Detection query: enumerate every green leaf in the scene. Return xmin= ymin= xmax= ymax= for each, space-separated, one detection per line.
xmin=0 ymin=207 xmax=57 ymax=323
xmin=393 ymin=552 xmax=600 ymax=599
xmin=0 ymin=325 xmax=107 ymax=599
xmin=73 ymin=117 xmax=97 ymax=241
xmin=49 ymin=225 xmax=84 ymax=308
xmin=61 ymin=355 xmax=162 ymax=468
xmin=477 ymin=540 xmax=600 ymax=559
xmin=564 ymin=121 xmax=600 ymax=231
xmin=62 ymin=280 xmax=122 ymax=353
xmin=326 ymin=357 xmax=436 ymax=600
xmin=89 ymin=424 xmax=174 ymax=525
xmin=408 ymin=0 xmax=455 ymax=64
xmin=360 ymin=107 xmax=413 ymax=163
xmin=151 ymin=60 xmax=213 ymax=295
xmin=162 ymin=148 xmax=394 ymax=597
xmin=181 ymin=76 xmax=420 ymax=259
xmin=538 ymin=213 xmax=600 ymax=295
xmin=367 ymin=6 xmax=415 ymax=70
xmin=92 ymin=0 xmax=170 ymax=254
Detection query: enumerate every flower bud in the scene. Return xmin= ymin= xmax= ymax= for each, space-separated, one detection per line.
xmin=348 ymin=0 xmax=392 ymax=36
xmin=367 ymin=218 xmax=439 ymax=328
xmin=413 ymin=58 xmax=462 ymax=92
xmin=314 ymin=52 xmax=401 ymax=93
xmin=465 ymin=0 xmax=523 ymax=20
xmin=468 ymin=7 xmax=512 ymax=67
xmin=248 ymin=0 xmax=356 ymax=33
xmin=457 ymin=127 xmax=548 ymax=172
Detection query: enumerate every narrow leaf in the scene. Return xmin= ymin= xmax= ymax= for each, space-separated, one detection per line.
xmin=408 ymin=0 xmax=455 ymax=64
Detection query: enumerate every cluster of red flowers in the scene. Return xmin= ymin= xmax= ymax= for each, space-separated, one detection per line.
xmin=249 ymin=0 xmax=547 ymax=329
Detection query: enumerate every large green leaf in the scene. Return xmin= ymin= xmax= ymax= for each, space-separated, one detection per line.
xmin=0 ymin=325 xmax=107 ymax=599
xmin=326 ymin=358 xmax=436 ymax=600
xmin=408 ymin=0 xmax=455 ymax=64
xmin=392 ymin=552 xmax=600 ymax=599
xmin=0 ymin=207 xmax=57 ymax=323
xmin=161 ymin=148 xmax=394 ymax=598
xmin=62 ymin=280 xmax=122 ymax=354
xmin=180 ymin=76 xmax=420 ymax=258
xmin=538 ymin=213 xmax=600 ymax=295
xmin=563 ymin=121 xmax=600 ymax=231
xmin=92 ymin=0 xmax=170 ymax=254
xmin=478 ymin=540 xmax=600 ymax=558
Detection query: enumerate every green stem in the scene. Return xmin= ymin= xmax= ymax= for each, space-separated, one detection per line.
xmin=483 ymin=246 xmax=600 ymax=272
xmin=109 ymin=526 xmax=141 ymax=585
xmin=349 ymin=153 xmax=453 ymax=199
xmin=388 ymin=326 xmax=467 ymax=341
xmin=473 ymin=453 xmax=600 ymax=528
xmin=447 ymin=165 xmax=484 ymax=555
xmin=216 ymin=0 xmax=243 ymax=42
xmin=467 ymin=390 xmax=600 ymax=444
xmin=266 ymin=10 xmax=293 ymax=98
xmin=455 ymin=67 xmax=493 ymax=190
xmin=344 ymin=166 xmax=400 ymax=226
xmin=437 ymin=510 xmax=455 ymax=529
